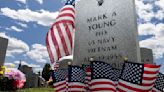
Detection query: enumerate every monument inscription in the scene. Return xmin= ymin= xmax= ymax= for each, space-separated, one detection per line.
xmin=73 ymin=0 xmax=141 ymax=69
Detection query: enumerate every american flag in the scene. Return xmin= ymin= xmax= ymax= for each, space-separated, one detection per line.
xmin=90 ymin=61 xmax=117 ymax=91
xmin=112 ymin=68 xmax=121 ymax=85
xmin=68 ymin=65 xmax=86 ymax=92
xmin=53 ymin=61 xmax=60 ymax=70
xmin=46 ymin=0 xmax=75 ymax=70
xmin=152 ymin=73 xmax=164 ymax=92
xmin=117 ymin=62 xmax=160 ymax=92
xmin=53 ymin=69 xmax=68 ymax=92
xmin=82 ymin=64 xmax=91 ymax=90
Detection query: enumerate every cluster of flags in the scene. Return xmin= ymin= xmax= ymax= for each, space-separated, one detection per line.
xmin=52 ymin=61 xmax=164 ymax=92
xmin=53 ymin=65 xmax=86 ymax=92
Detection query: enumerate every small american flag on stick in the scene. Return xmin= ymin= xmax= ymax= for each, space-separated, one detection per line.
xmin=53 ymin=69 xmax=68 ymax=92
xmin=68 ymin=65 xmax=86 ymax=92
xmin=82 ymin=64 xmax=91 ymax=91
xmin=90 ymin=61 xmax=117 ymax=91
xmin=152 ymin=73 xmax=164 ymax=92
xmin=117 ymin=62 xmax=160 ymax=92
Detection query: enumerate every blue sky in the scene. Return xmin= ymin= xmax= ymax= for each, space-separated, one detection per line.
xmin=0 ymin=0 xmax=164 ymax=73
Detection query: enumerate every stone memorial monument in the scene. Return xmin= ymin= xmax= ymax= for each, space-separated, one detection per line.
xmin=0 ymin=37 xmax=8 ymax=66
xmin=73 ymin=0 xmax=141 ymax=69
xmin=140 ymin=48 xmax=154 ymax=64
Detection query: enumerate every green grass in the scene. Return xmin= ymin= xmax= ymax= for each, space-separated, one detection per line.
xmin=16 ymin=87 xmax=54 ymax=92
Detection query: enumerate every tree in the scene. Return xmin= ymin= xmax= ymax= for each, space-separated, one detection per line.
xmin=42 ymin=63 xmax=51 ymax=81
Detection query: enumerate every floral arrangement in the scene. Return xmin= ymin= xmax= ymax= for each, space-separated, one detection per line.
xmin=0 ymin=65 xmax=26 ymax=91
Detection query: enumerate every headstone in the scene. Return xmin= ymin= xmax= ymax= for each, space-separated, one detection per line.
xmin=0 ymin=37 xmax=8 ymax=66
xmin=59 ymin=59 xmax=72 ymax=68
xmin=73 ymin=0 xmax=141 ymax=69
xmin=19 ymin=65 xmax=39 ymax=88
xmin=140 ymin=48 xmax=154 ymax=64
xmin=59 ymin=56 xmax=73 ymax=68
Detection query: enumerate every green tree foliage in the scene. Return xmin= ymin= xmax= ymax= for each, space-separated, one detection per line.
xmin=42 ymin=63 xmax=51 ymax=81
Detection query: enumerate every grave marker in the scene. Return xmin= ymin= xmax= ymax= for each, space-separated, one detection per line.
xmin=73 ymin=0 xmax=141 ymax=69
xmin=140 ymin=48 xmax=154 ymax=64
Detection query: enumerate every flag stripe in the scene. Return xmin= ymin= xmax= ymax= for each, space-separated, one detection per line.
xmin=46 ymin=32 xmax=54 ymax=63
xmin=91 ymin=88 xmax=116 ymax=92
xmin=53 ymin=25 xmax=66 ymax=57
xmin=118 ymin=80 xmax=153 ymax=91
xmin=59 ymin=23 xmax=72 ymax=54
xmin=144 ymin=64 xmax=161 ymax=68
xmin=57 ymin=13 xmax=75 ymax=20
xmin=47 ymin=30 xmax=58 ymax=63
xmin=60 ymin=6 xmax=75 ymax=13
xmin=143 ymin=76 xmax=157 ymax=81
xmin=54 ymin=20 xmax=74 ymax=28
xmin=91 ymin=79 xmax=116 ymax=91
xmin=59 ymin=10 xmax=74 ymax=17
xmin=56 ymin=23 xmax=70 ymax=55
xmin=56 ymin=16 xmax=74 ymax=23
xmin=50 ymin=27 xmax=61 ymax=59
xmin=143 ymin=73 xmax=158 ymax=78
xmin=118 ymin=62 xmax=160 ymax=92
xmin=63 ymin=22 xmax=73 ymax=49
xmin=91 ymin=80 xmax=116 ymax=87
xmin=68 ymin=82 xmax=86 ymax=91
xmin=53 ymin=81 xmax=66 ymax=91
xmin=152 ymin=87 xmax=161 ymax=92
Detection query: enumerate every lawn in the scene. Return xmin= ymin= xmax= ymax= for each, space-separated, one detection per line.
xmin=16 ymin=87 xmax=54 ymax=92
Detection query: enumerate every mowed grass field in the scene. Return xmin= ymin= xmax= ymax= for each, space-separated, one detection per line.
xmin=16 ymin=88 xmax=54 ymax=92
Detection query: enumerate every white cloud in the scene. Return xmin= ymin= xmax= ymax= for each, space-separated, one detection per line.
xmin=17 ymin=22 xmax=27 ymax=28
xmin=138 ymin=23 xmax=155 ymax=35
xmin=11 ymin=26 xmax=23 ymax=32
xmin=16 ymin=0 xmax=26 ymax=4
xmin=155 ymin=10 xmax=164 ymax=20
xmin=4 ymin=63 xmax=15 ymax=67
xmin=36 ymin=0 xmax=43 ymax=4
xmin=155 ymin=0 xmax=164 ymax=10
xmin=0 ymin=7 xmax=59 ymax=26
xmin=14 ymin=60 xmax=41 ymax=68
xmin=154 ymin=0 xmax=164 ymax=20
xmin=139 ymin=23 xmax=164 ymax=59
xmin=135 ymin=0 xmax=164 ymax=22
xmin=5 ymin=27 xmax=10 ymax=30
xmin=33 ymin=67 xmax=43 ymax=73
xmin=26 ymin=44 xmax=49 ymax=63
xmin=135 ymin=0 xmax=154 ymax=22
xmin=0 ymin=32 xmax=29 ymax=57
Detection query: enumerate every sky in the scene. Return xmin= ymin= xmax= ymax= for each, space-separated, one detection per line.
xmin=0 ymin=0 xmax=164 ymax=73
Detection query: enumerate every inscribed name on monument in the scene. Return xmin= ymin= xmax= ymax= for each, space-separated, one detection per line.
xmin=73 ymin=0 xmax=141 ymax=69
